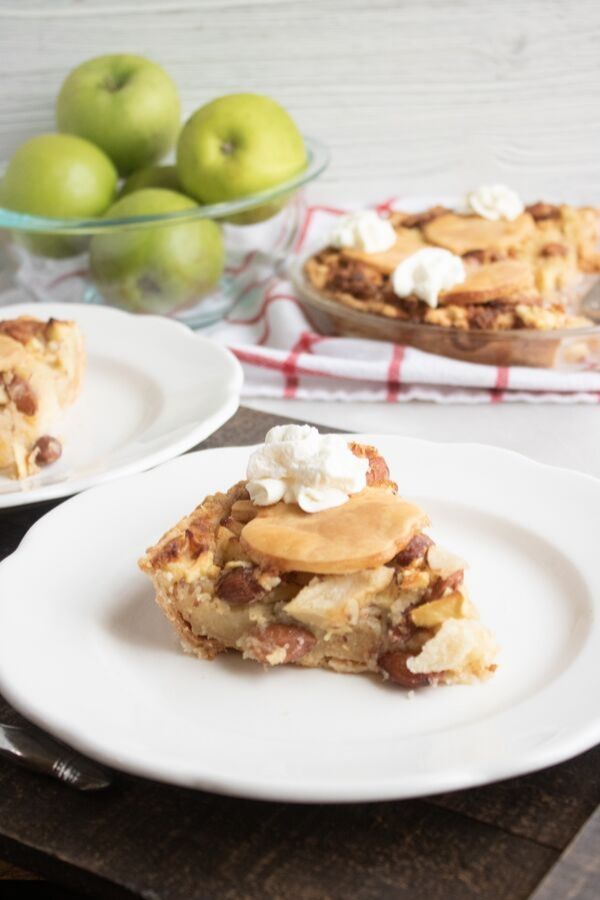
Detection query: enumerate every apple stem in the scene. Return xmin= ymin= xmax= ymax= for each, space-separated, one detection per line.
xmin=103 ymin=74 xmax=129 ymax=93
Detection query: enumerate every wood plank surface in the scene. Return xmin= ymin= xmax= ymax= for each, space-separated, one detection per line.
xmin=530 ymin=807 xmax=600 ymax=900
xmin=0 ymin=746 xmax=557 ymax=900
xmin=430 ymin=745 xmax=600 ymax=850
xmin=0 ymin=407 xmax=598 ymax=900
xmin=0 ymin=0 xmax=599 ymax=203
xmin=0 ymin=860 xmax=40 ymax=880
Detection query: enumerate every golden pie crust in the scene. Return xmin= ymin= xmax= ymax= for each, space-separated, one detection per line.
xmin=139 ymin=443 xmax=498 ymax=689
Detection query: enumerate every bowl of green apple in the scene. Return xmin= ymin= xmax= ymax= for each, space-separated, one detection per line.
xmin=0 ymin=54 xmax=329 ymax=326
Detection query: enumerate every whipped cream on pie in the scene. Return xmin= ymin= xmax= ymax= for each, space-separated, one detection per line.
xmin=329 ymin=210 xmax=396 ymax=254
xmin=466 ymin=184 xmax=524 ymax=221
xmin=246 ymin=424 xmax=369 ymax=513
xmin=391 ymin=247 xmax=466 ymax=308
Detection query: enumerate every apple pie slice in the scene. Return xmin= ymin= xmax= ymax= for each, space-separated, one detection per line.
xmin=0 ymin=315 xmax=85 ymax=479
xmin=140 ymin=429 xmax=498 ymax=689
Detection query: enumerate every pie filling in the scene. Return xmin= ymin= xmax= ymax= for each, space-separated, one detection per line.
xmin=139 ymin=444 xmax=498 ymax=689
xmin=0 ymin=316 xmax=85 ymax=479
xmin=304 ymin=201 xmax=600 ymax=332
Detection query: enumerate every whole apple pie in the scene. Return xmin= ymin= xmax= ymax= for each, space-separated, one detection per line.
xmin=306 ymin=201 xmax=599 ymax=330
xmin=302 ymin=188 xmax=600 ymax=367
xmin=0 ymin=315 xmax=85 ymax=479
xmin=139 ymin=426 xmax=498 ymax=689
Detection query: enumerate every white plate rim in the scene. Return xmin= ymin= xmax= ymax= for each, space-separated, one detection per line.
xmin=0 ymin=301 xmax=243 ymax=508
xmin=0 ymin=435 xmax=599 ymax=803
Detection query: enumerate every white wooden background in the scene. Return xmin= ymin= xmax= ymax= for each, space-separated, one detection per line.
xmin=0 ymin=0 xmax=599 ymax=203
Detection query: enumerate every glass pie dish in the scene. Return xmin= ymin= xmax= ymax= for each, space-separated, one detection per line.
xmin=0 ymin=136 xmax=329 ymax=328
xmin=292 ymin=262 xmax=600 ymax=368
xmin=290 ymin=199 xmax=600 ymax=370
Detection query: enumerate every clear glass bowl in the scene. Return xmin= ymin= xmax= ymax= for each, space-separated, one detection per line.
xmin=291 ymin=255 xmax=600 ymax=370
xmin=0 ymin=136 xmax=329 ymax=328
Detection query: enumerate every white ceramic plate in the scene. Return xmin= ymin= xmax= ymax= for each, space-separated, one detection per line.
xmin=0 ymin=436 xmax=598 ymax=803
xmin=0 ymin=302 xmax=242 ymax=507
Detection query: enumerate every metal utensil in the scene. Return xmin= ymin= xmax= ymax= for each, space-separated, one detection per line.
xmin=0 ymin=722 xmax=112 ymax=790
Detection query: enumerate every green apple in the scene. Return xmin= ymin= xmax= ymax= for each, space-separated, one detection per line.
xmin=89 ymin=188 xmax=224 ymax=315
xmin=120 ymin=164 xmax=181 ymax=197
xmin=176 ymin=93 xmax=306 ymax=223
xmin=56 ymin=54 xmax=181 ymax=175
xmin=1 ymin=133 xmax=117 ymax=257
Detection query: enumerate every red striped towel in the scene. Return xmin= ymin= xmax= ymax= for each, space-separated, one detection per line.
xmin=211 ymin=195 xmax=600 ymax=403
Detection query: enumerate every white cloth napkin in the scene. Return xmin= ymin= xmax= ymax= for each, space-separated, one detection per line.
xmin=5 ymin=196 xmax=600 ymax=403
xmin=210 ymin=196 xmax=600 ymax=403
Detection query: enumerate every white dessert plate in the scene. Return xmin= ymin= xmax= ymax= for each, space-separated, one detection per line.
xmin=0 ymin=436 xmax=598 ymax=802
xmin=0 ymin=302 xmax=242 ymax=507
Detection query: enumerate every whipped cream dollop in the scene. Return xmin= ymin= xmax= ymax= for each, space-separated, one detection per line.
xmin=391 ymin=247 xmax=465 ymax=309
xmin=246 ymin=424 xmax=369 ymax=514
xmin=466 ymin=184 xmax=524 ymax=221
xmin=329 ymin=209 xmax=396 ymax=254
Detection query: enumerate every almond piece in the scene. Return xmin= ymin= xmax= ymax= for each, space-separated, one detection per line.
xmin=215 ymin=567 xmax=266 ymax=605
xmin=243 ymin=624 xmax=316 ymax=665
xmin=540 ymin=242 xmax=568 ymax=258
xmin=394 ymin=534 xmax=434 ymax=567
xmin=378 ymin=650 xmax=433 ymax=688
xmin=400 ymin=206 xmax=449 ymax=228
xmin=348 ymin=442 xmax=395 ymax=489
xmin=526 ymin=202 xmax=561 ymax=221
xmin=429 ymin=569 xmax=464 ymax=600
xmin=30 ymin=435 xmax=62 ymax=466
xmin=5 ymin=374 xmax=38 ymax=416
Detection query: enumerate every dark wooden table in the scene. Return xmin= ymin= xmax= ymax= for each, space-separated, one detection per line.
xmin=0 ymin=407 xmax=598 ymax=900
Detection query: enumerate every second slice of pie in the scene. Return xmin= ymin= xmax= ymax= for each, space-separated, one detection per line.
xmin=0 ymin=315 xmax=85 ymax=479
xmin=140 ymin=426 xmax=498 ymax=689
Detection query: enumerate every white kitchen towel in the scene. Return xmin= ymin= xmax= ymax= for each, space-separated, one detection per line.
xmin=6 ymin=194 xmax=600 ymax=403
xmin=210 ymin=196 xmax=600 ymax=403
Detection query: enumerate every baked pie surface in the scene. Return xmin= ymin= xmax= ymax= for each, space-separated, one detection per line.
xmin=304 ymin=202 xmax=599 ymax=335
xmin=0 ymin=316 xmax=85 ymax=479
xmin=139 ymin=443 xmax=498 ymax=688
